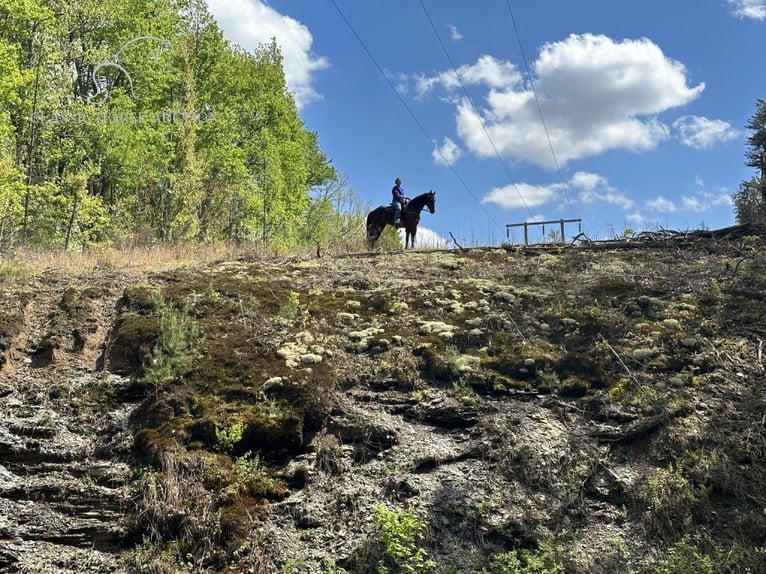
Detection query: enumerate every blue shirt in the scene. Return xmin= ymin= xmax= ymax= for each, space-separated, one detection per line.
xmin=392 ymin=185 xmax=405 ymax=203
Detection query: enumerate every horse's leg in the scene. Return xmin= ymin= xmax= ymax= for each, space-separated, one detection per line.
xmin=367 ymin=225 xmax=379 ymax=249
xmin=367 ymin=222 xmax=384 ymax=249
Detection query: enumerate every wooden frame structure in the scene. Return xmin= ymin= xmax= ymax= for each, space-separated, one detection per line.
xmin=506 ymin=218 xmax=582 ymax=246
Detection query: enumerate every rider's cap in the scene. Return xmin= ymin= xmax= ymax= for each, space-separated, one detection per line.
xmin=395 ymin=178 xmax=401 ymax=184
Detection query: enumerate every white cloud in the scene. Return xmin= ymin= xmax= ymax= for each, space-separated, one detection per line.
xmin=398 ymin=227 xmax=451 ymax=249
xmin=625 ymin=211 xmax=648 ymax=227
xmin=569 ymin=171 xmax=607 ymax=191
xmin=414 ymin=55 xmax=522 ymax=98
xmin=432 ymin=137 xmax=462 ymax=166
xmin=207 ymin=0 xmax=329 ymax=108
xmin=680 ymin=191 xmax=733 ymax=212
xmin=646 ymin=188 xmax=732 ymax=215
xmin=482 ymin=182 xmax=564 ymax=209
xmin=413 ymin=33 xmax=704 ymax=168
xmin=573 ymin=171 xmax=635 ymax=210
xmin=482 ymin=170 xmax=635 ymax=212
xmin=673 ymin=115 xmax=740 ymax=149
xmin=448 ymin=24 xmax=463 ymax=41
xmin=646 ymin=196 xmax=678 ymax=212
xmin=727 ymin=0 xmax=766 ymax=20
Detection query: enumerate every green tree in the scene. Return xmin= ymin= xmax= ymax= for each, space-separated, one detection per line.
xmin=733 ymin=99 xmax=766 ymax=223
xmin=0 ymin=126 xmax=25 ymax=246
xmin=0 ymin=0 xmax=337 ymax=248
xmin=733 ymin=176 xmax=766 ymax=224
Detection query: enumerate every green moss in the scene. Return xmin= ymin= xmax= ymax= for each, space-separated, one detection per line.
xmin=120 ymin=285 xmax=157 ymax=313
xmin=484 ymin=342 xmax=558 ymax=381
xmin=419 ymin=321 xmax=456 ymax=337
xmin=107 ymin=313 xmax=160 ymax=375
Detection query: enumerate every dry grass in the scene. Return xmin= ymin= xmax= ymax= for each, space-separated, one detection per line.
xmin=0 ymin=237 xmax=388 ymax=280
xmin=127 ymin=448 xmax=222 ymax=572
xmin=1 ymin=243 xmax=256 ymax=278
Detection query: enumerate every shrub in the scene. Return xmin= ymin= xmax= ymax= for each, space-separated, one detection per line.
xmin=215 ymin=421 xmax=245 ymax=454
xmin=373 ymin=505 xmax=435 ymax=573
xmin=141 ymin=294 xmax=197 ymax=395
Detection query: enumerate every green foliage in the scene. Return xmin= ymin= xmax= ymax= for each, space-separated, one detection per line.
xmin=0 ymin=125 xmax=24 ymax=247
xmin=0 ymin=259 xmax=28 ymax=283
xmin=639 ymin=466 xmax=708 ymax=540
xmin=732 ymin=176 xmax=766 ymax=224
xmin=301 ymin=176 xmax=370 ymax=253
xmin=653 ymin=533 xmax=766 ymax=574
xmin=373 ymin=506 xmax=435 ymax=574
xmin=655 ymin=535 xmax=714 ymax=574
xmin=733 ymin=99 xmax=766 ymax=223
xmin=215 ymin=421 xmax=244 ymax=454
xmin=379 ymin=224 xmax=404 ymax=251
xmin=141 ymin=293 xmax=197 ymax=392
xmin=224 ymin=451 xmax=261 ymax=497
xmin=279 ymin=290 xmax=308 ymax=324
xmin=0 ymin=0 xmax=338 ymax=248
xmin=479 ymin=545 xmax=565 ymax=574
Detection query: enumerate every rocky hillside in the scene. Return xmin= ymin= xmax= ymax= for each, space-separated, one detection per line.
xmin=1 ymin=229 xmax=766 ymax=573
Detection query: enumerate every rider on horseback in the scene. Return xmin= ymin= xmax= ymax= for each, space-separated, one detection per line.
xmin=391 ymin=178 xmax=408 ymax=227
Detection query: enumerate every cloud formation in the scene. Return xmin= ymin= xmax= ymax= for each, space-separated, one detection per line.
xmin=482 ymin=181 xmax=562 ymax=210
xmin=647 ymin=190 xmax=733 ymax=214
xmin=207 ymin=0 xmax=329 ymax=108
xmin=432 ymin=137 xmax=462 ymax=166
xmin=672 ymin=116 xmax=740 ymax=149
xmin=413 ymin=34 xmax=712 ymax=168
xmin=414 ymin=55 xmax=521 ymax=98
xmin=480 ymin=169 xmax=732 ymax=227
xmin=481 ymin=171 xmax=634 ymax=212
xmin=727 ymin=0 xmax=766 ymax=20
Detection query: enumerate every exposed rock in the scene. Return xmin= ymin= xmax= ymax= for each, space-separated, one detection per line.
xmin=1 ymin=239 xmax=765 ymax=573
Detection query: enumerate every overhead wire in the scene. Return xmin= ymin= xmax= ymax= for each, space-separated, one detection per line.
xmin=504 ymin=0 xmax=577 ymax=218
xmin=327 ymin=0 xmax=503 ymax=232
xmin=418 ymin=0 xmax=534 ymax=221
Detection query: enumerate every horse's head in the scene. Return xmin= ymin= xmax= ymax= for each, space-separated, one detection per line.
xmin=426 ymin=190 xmax=436 ymax=214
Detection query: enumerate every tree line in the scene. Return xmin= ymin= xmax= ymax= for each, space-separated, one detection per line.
xmin=733 ymin=99 xmax=766 ymax=225
xmin=4 ymin=0 xmax=761 ymax=251
xmin=0 ymin=0 xmax=386 ymax=251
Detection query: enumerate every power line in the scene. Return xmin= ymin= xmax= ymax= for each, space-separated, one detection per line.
xmin=327 ymin=0 xmax=503 ymax=232
xmin=418 ymin=0 xmax=534 ymax=220
xmin=505 ymin=0 xmax=577 ymax=218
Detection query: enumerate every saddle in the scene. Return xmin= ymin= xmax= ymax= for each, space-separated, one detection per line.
xmin=382 ymin=203 xmax=409 ymax=226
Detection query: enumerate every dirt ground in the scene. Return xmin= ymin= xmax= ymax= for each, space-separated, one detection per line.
xmin=1 ymin=229 xmax=766 ymax=573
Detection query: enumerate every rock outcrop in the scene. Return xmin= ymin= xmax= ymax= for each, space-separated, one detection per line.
xmin=1 ymin=240 xmax=765 ymax=573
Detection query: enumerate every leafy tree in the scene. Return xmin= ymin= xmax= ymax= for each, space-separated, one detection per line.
xmin=733 ymin=99 xmax=766 ymax=223
xmin=0 ymin=0 xmax=338 ymax=249
xmin=733 ymin=176 xmax=766 ymax=224
xmin=0 ymin=126 xmax=25 ymax=245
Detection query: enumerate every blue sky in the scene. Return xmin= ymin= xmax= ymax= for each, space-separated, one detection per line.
xmin=207 ymin=0 xmax=765 ymax=247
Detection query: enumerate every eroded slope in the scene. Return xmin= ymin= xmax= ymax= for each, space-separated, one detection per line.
xmin=2 ymin=237 xmax=766 ymax=573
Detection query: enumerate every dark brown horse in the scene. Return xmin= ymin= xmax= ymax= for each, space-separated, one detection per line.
xmin=366 ymin=190 xmax=436 ymax=249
